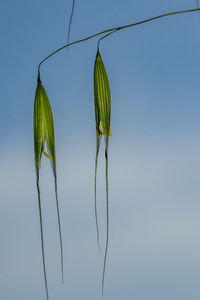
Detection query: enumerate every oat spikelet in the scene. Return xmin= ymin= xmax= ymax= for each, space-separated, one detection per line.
xmin=34 ymin=73 xmax=64 ymax=300
xmin=94 ymin=49 xmax=111 ymax=295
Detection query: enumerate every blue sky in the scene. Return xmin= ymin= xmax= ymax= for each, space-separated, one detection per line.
xmin=1 ymin=0 xmax=200 ymax=299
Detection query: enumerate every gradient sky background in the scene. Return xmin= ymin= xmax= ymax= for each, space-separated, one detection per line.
xmin=1 ymin=0 xmax=200 ymax=299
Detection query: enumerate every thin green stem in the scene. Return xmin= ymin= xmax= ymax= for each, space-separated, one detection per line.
xmin=97 ymin=29 xmax=118 ymax=50
xmin=95 ymin=142 xmax=101 ymax=253
xmin=38 ymin=8 xmax=200 ymax=73
xmin=36 ymin=179 xmax=49 ymax=300
xmin=102 ymin=149 xmax=109 ymax=296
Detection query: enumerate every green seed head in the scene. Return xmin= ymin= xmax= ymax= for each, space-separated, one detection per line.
xmin=94 ymin=49 xmax=111 ymax=149
xmin=34 ymin=74 xmax=56 ymax=177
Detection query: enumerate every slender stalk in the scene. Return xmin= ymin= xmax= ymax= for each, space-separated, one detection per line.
xmin=97 ymin=30 xmax=118 ymax=50
xmin=38 ymin=8 xmax=200 ymax=73
xmin=102 ymin=149 xmax=109 ymax=296
xmin=95 ymin=143 xmax=101 ymax=253
xmin=67 ymin=0 xmax=76 ymax=48
xmin=53 ymin=173 xmax=64 ymax=284
xmin=36 ymin=179 xmax=49 ymax=300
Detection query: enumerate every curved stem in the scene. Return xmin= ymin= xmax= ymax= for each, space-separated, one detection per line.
xmin=102 ymin=149 xmax=109 ymax=296
xmin=97 ymin=29 xmax=118 ymax=50
xmin=38 ymin=29 xmax=113 ymax=73
xmin=36 ymin=179 xmax=49 ymax=300
xmin=38 ymin=8 xmax=200 ymax=73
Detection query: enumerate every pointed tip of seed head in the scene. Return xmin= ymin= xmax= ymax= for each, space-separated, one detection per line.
xmin=96 ymin=48 xmax=101 ymax=58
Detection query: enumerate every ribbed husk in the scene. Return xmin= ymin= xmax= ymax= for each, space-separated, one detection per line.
xmin=34 ymin=75 xmax=56 ymax=178
xmin=94 ymin=49 xmax=111 ymax=150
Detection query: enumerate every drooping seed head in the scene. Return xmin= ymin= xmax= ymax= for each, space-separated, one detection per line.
xmin=33 ymin=74 xmax=64 ymax=299
xmin=94 ymin=49 xmax=111 ymax=149
xmin=34 ymin=74 xmax=56 ymax=179
xmin=93 ymin=48 xmax=112 ymax=294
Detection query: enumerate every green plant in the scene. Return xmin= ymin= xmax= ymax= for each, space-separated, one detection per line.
xmin=34 ymin=73 xmax=63 ymax=300
xmin=35 ymin=6 xmax=200 ymax=299
xmin=94 ymin=48 xmax=112 ymax=294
